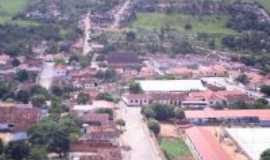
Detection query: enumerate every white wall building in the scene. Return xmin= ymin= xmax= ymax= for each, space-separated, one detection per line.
xmin=226 ymin=128 xmax=270 ymax=160
xmin=138 ymin=80 xmax=207 ymax=92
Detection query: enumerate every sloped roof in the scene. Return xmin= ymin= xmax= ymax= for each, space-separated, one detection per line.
xmin=0 ymin=106 xmax=41 ymax=132
xmin=185 ymin=109 xmax=270 ymax=121
xmin=107 ymin=52 xmax=141 ymax=64
xmin=186 ymin=127 xmax=232 ymax=160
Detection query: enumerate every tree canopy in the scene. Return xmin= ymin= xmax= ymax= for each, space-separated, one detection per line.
xmin=261 ymin=149 xmax=270 ymax=160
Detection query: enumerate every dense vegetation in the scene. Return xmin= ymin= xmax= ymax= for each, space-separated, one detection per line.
xmin=0 ymin=24 xmax=80 ymax=56
xmin=261 ymin=148 xmax=270 ymax=160
xmin=142 ymin=104 xmax=185 ymax=135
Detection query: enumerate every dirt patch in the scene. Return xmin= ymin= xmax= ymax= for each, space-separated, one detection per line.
xmin=160 ymin=123 xmax=179 ymax=138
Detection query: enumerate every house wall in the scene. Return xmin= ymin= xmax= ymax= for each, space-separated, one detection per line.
xmin=182 ymin=101 xmax=208 ymax=109
xmin=185 ymin=137 xmax=203 ymax=160
xmin=123 ymin=97 xmax=150 ymax=106
xmin=188 ymin=117 xmax=261 ymax=126
xmin=123 ymin=96 xmax=184 ymax=107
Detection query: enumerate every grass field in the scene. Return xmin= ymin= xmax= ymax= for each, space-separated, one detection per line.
xmin=0 ymin=0 xmax=30 ymax=15
xmin=0 ymin=0 xmax=38 ymax=26
xmin=130 ymin=13 xmax=236 ymax=35
xmin=159 ymin=137 xmax=191 ymax=160
xmin=257 ymin=0 xmax=270 ymax=11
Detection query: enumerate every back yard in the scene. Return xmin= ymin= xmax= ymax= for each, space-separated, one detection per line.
xmin=130 ymin=13 xmax=236 ymax=35
xmin=159 ymin=137 xmax=193 ymax=160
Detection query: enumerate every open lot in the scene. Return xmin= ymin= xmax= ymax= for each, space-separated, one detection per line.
xmin=0 ymin=0 xmax=38 ymax=26
xmin=130 ymin=13 xmax=236 ymax=35
xmin=159 ymin=137 xmax=192 ymax=160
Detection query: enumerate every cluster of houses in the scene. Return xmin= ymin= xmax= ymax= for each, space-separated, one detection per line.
xmin=0 ymin=103 xmax=41 ymax=143
xmin=0 ymin=54 xmax=43 ymax=84
xmin=0 ymin=99 xmax=122 ymax=160
xmin=70 ymin=101 xmax=122 ymax=160
xmin=106 ymin=53 xmax=270 ymax=160
xmin=122 ymin=79 xmax=254 ymax=109
xmin=2 ymin=37 xmax=270 ymax=160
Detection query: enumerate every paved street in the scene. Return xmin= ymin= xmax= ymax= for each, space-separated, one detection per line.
xmin=82 ymin=12 xmax=92 ymax=56
xmin=39 ymin=62 xmax=55 ymax=90
xmin=112 ymin=0 xmax=131 ymax=28
xmin=118 ymin=101 xmax=163 ymax=160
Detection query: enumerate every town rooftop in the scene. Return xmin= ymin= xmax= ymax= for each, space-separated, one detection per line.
xmin=138 ymin=80 xmax=207 ymax=92
xmin=185 ymin=109 xmax=270 ymax=121
xmin=186 ymin=127 xmax=232 ymax=160
xmin=226 ymin=128 xmax=270 ymax=160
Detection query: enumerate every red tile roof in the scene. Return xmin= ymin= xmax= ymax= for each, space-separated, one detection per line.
xmin=81 ymin=112 xmax=110 ymax=125
xmin=185 ymin=127 xmax=232 ymax=160
xmin=107 ymin=52 xmax=141 ymax=64
xmin=70 ymin=140 xmax=122 ymax=160
xmin=0 ymin=106 xmax=41 ymax=132
xmin=186 ymin=91 xmax=219 ymax=101
xmin=86 ymin=124 xmax=120 ymax=141
xmin=185 ymin=109 xmax=270 ymax=121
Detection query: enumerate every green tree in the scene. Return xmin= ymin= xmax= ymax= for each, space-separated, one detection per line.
xmin=129 ymin=82 xmax=143 ymax=94
xmin=261 ymin=149 xmax=270 ymax=160
xmin=0 ymin=140 xmax=4 ymax=155
xmin=51 ymin=85 xmax=64 ymax=97
xmin=95 ymin=108 xmax=114 ymax=119
xmin=96 ymin=92 xmax=114 ymax=102
xmin=208 ymin=39 xmax=216 ymax=49
xmin=261 ymin=85 xmax=270 ymax=97
xmin=28 ymin=117 xmax=72 ymax=158
xmin=16 ymin=70 xmax=29 ymax=82
xmin=31 ymin=95 xmax=47 ymax=108
xmin=141 ymin=107 xmax=156 ymax=119
xmin=95 ymin=69 xmax=117 ymax=82
xmin=16 ymin=90 xmax=30 ymax=104
xmin=184 ymin=23 xmax=192 ymax=30
xmin=145 ymin=104 xmax=175 ymax=121
xmin=59 ymin=115 xmax=81 ymax=141
xmin=147 ymin=119 xmax=160 ymax=135
xmin=11 ymin=58 xmax=20 ymax=67
xmin=30 ymin=85 xmax=49 ymax=99
xmin=256 ymin=98 xmax=269 ymax=106
xmin=236 ymin=74 xmax=250 ymax=85
xmin=27 ymin=147 xmax=48 ymax=160
xmin=0 ymin=81 xmax=12 ymax=99
xmin=49 ymin=97 xmax=67 ymax=118
xmin=69 ymin=55 xmax=80 ymax=64
xmin=5 ymin=141 xmax=30 ymax=160
xmin=115 ymin=119 xmax=126 ymax=130
xmin=77 ymin=92 xmax=90 ymax=104
xmin=126 ymin=31 xmax=136 ymax=41
xmin=174 ymin=108 xmax=185 ymax=120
